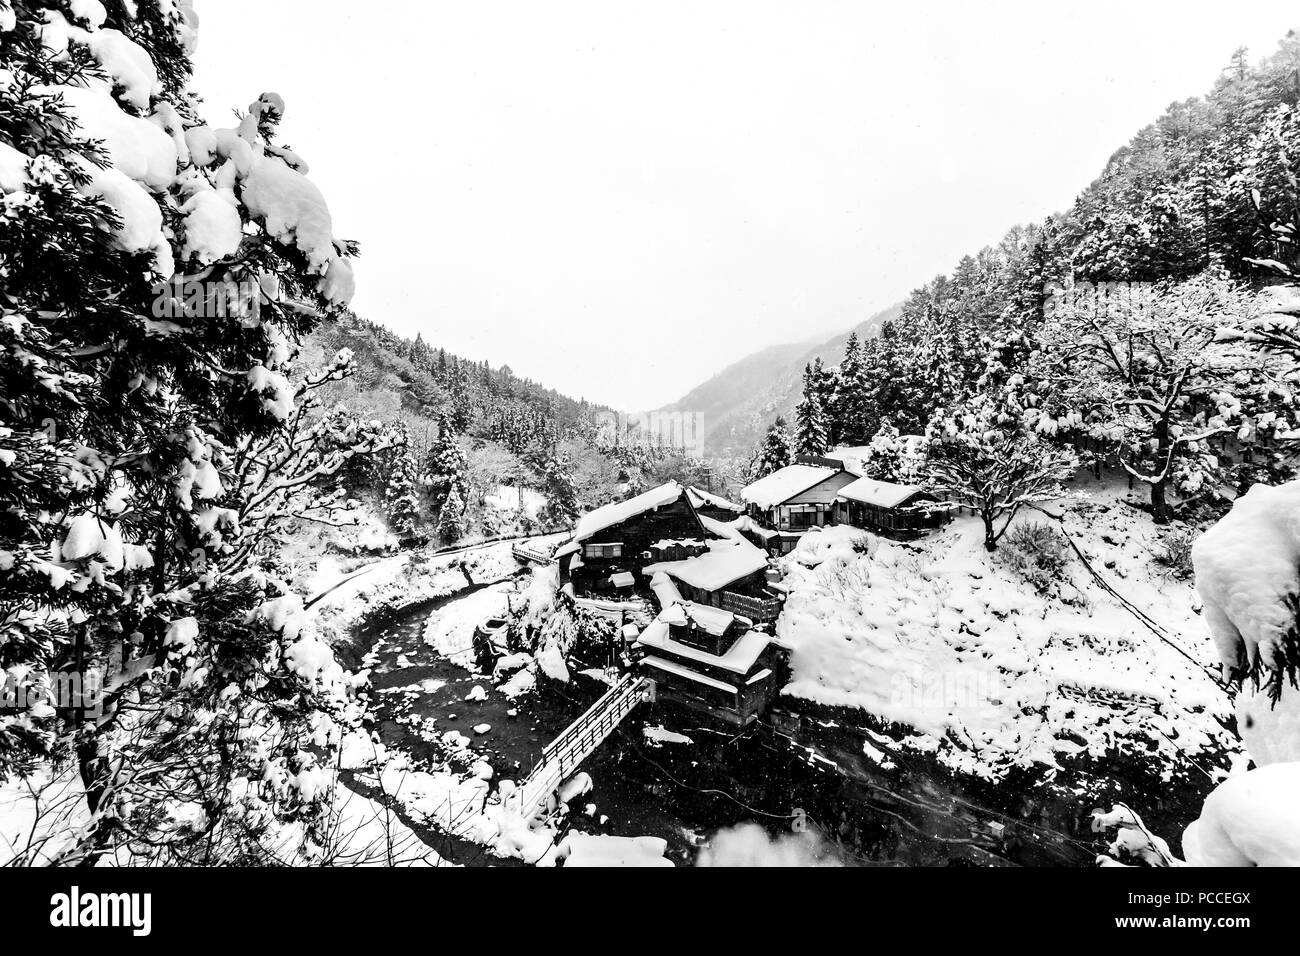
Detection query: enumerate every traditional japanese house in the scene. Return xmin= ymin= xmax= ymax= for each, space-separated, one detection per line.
xmin=834 ymin=476 xmax=946 ymax=537
xmin=642 ymin=518 xmax=780 ymax=622
xmin=556 ymin=481 xmax=711 ymax=595
xmin=739 ymin=463 xmax=857 ymax=554
xmin=633 ymin=590 xmax=786 ymax=727
xmin=685 ymin=486 xmax=746 ymax=522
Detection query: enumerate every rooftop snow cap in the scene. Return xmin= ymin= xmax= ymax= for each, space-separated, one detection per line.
xmin=740 ymin=465 xmax=837 ymax=509
xmin=836 ymin=476 xmax=927 ymax=509
xmin=571 ymin=481 xmax=686 ymax=543
xmin=644 ymin=541 xmax=768 ymax=592
xmin=686 ymin=486 xmax=744 ymax=513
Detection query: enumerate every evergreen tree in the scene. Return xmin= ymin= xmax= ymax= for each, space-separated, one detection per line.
xmin=794 ymin=364 xmax=830 ymax=456
xmin=424 ymin=409 xmax=469 ymax=511
xmin=0 ymin=1 xmax=374 ymax=862
xmin=755 ymin=417 xmax=793 ymax=477
xmin=437 ymin=485 xmax=466 ymax=543
xmin=539 ymin=453 xmax=580 ymax=527
xmin=864 ymin=421 xmax=904 ymax=482
xmin=385 ymin=426 xmax=421 ymax=537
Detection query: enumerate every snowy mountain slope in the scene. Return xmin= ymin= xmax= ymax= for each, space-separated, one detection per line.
xmin=661 ymin=303 xmax=902 ymax=455
xmin=775 ymin=475 xmax=1236 ymax=787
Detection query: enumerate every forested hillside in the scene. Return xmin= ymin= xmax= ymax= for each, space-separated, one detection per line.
xmin=301 ymin=315 xmax=723 ymax=544
xmin=768 ymin=33 xmax=1300 ymax=530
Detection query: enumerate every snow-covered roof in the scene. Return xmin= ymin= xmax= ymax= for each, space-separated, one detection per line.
xmin=682 ymin=601 xmax=735 ymax=637
xmin=559 ymin=833 xmax=673 ymax=868
xmin=651 ymin=537 xmax=706 ymax=549
xmin=825 ymin=446 xmax=873 ymax=477
xmin=638 ymin=622 xmax=772 ymax=673
xmin=729 ymin=514 xmax=778 ymax=540
xmin=740 ymin=465 xmax=838 ymax=509
xmin=610 ymin=571 xmax=635 ymax=588
xmin=648 ymin=570 xmax=685 ymax=608
xmin=687 ymin=486 xmax=744 ymax=513
xmin=643 ymin=540 xmax=768 ymax=593
xmin=571 ymin=481 xmax=686 ymax=543
xmin=697 ymin=514 xmax=743 ymax=541
xmin=836 ymin=476 xmax=927 ymax=509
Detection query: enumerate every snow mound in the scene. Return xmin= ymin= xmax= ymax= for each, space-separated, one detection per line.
xmin=1193 ymin=480 xmax=1300 ymax=678
xmin=557 ymin=832 xmax=673 ymax=867
xmin=1182 ymin=762 xmax=1300 ymax=866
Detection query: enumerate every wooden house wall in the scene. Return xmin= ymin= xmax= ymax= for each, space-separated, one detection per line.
xmin=643 ymin=643 xmax=784 ymax=727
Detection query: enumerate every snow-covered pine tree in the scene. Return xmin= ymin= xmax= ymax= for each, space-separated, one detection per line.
xmin=384 ymin=425 xmax=421 ymax=537
xmin=831 ymin=332 xmax=872 ymax=445
xmin=863 ymin=421 xmax=903 ymax=482
xmin=754 ymin=416 xmax=793 ymax=478
xmin=794 ymin=363 xmax=829 ymax=456
xmin=539 ymin=451 xmax=579 ymax=527
xmin=0 ymin=1 xmax=381 ymax=863
xmin=423 ymin=408 xmax=469 ymax=511
xmin=436 ymin=484 xmax=465 ymax=543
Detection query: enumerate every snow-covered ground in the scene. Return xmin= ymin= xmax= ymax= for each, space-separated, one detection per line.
xmin=775 ymin=477 xmax=1236 ymax=787
xmin=484 ymin=485 xmax=547 ymax=521
xmin=422 ymin=580 xmax=516 ymax=667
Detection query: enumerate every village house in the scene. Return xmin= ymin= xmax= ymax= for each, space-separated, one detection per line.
xmin=632 ymin=573 xmax=786 ymax=726
xmin=834 ymin=476 xmax=945 ymax=536
xmin=739 ymin=447 xmax=949 ymax=548
xmin=738 ymin=462 xmax=857 ymax=553
xmin=549 ymin=481 xmax=789 ymax=726
xmin=554 ymin=481 xmax=709 ymax=596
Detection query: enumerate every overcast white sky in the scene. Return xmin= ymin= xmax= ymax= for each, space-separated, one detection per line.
xmin=193 ymin=2 xmax=1299 ymax=410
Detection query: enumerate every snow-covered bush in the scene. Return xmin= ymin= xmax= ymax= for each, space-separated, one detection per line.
xmin=1153 ymin=526 xmax=1197 ymax=580
xmin=998 ymin=521 xmax=1071 ymax=594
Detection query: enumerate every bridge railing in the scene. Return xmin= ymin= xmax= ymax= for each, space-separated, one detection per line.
xmin=515 ymin=673 xmax=650 ymax=817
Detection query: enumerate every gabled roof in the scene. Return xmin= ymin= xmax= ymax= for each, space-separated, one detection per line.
xmin=686 ymin=486 xmax=744 ymax=513
xmin=740 ymin=465 xmax=838 ymax=509
xmin=571 ymin=481 xmax=687 ymax=543
xmin=836 ymin=476 xmax=928 ymax=508
xmin=637 ymin=618 xmax=772 ymax=674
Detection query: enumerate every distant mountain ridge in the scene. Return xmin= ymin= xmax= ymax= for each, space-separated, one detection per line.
xmin=661 ymin=303 xmax=903 ymax=456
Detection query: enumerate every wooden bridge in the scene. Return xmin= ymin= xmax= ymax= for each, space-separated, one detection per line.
xmin=512 ymin=672 xmax=655 ymax=819
xmin=512 ymin=542 xmax=555 ymax=566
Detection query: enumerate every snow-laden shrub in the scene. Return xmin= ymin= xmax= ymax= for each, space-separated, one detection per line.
xmin=998 ymin=521 xmax=1070 ymax=594
xmin=1154 ymin=526 xmax=1197 ymax=579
